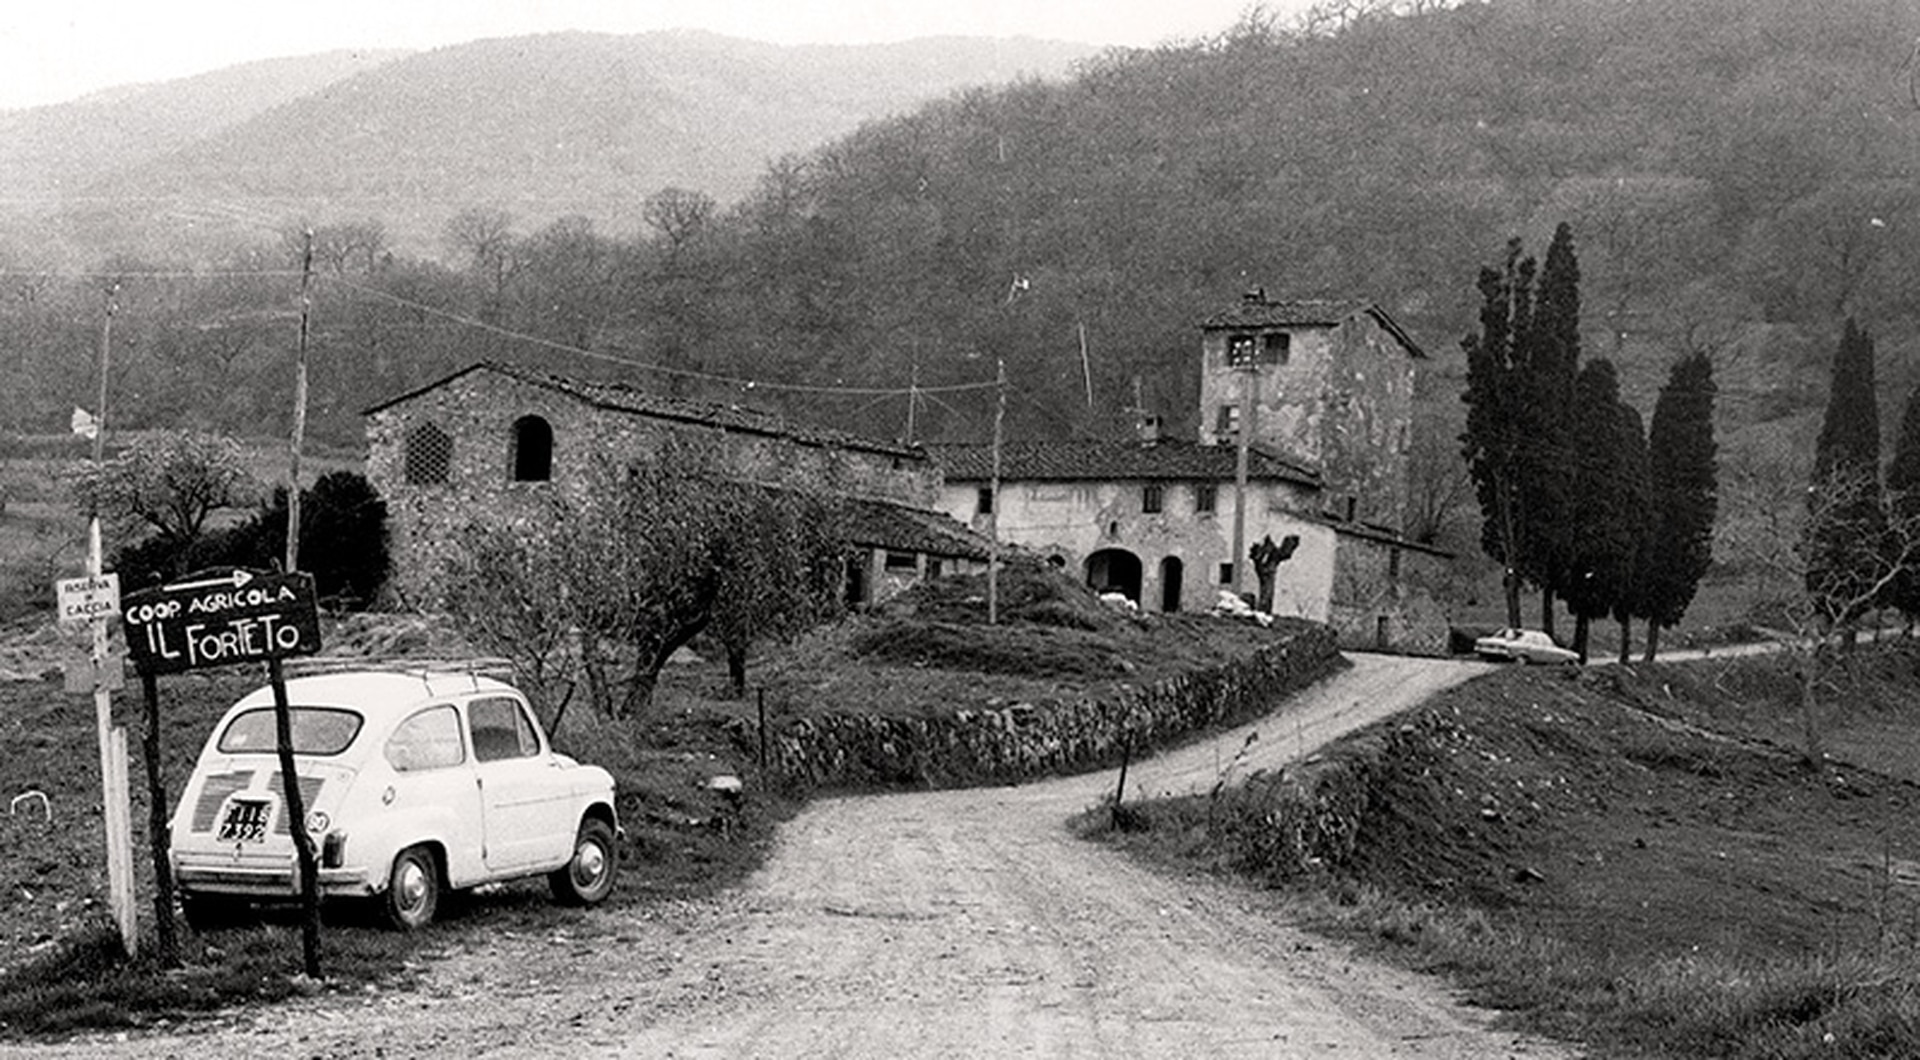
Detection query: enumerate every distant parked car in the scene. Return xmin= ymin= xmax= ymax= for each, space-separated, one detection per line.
xmin=170 ymin=667 xmax=620 ymax=930
xmin=1472 ymin=627 xmax=1579 ymax=665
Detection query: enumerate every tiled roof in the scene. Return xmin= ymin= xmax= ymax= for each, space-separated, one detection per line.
xmin=1200 ymin=298 xmax=1375 ymax=329
xmin=928 ymin=439 xmax=1320 ymax=488
xmin=844 ymin=497 xmax=993 ymax=560
xmin=1199 ymin=296 xmax=1428 ymax=359
xmin=364 ymin=362 xmax=925 ymax=460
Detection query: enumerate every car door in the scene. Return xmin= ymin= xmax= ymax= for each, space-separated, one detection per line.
xmin=382 ymin=703 xmax=487 ymax=885
xmin=465 ymin=695 xmax=574 ymax=872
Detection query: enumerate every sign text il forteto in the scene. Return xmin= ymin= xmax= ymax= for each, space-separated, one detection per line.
xmin=121 ymin=569 xmax=321 ymax=675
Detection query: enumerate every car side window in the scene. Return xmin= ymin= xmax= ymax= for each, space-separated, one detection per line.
xmin=469 ymin=696 xmax=539 ymax=762
xmin=385 ymin=705 xmax=465 ymax=772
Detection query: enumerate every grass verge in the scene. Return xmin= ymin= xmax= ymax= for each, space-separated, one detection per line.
xmin=1081 ymin=643 xmax=1920 ymax=1059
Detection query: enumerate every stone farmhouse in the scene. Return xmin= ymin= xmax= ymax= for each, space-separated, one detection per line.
xmin=361 ymin=292 xmax=1448 ymax=651
xmin=932 ymin=292 xmax=1451 ymax=652
xmin=362 ymin=363 xmax=990 ymax=609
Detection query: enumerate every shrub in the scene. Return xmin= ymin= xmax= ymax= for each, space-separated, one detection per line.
xmin=110 ymin=471 xmax=389 ymax=608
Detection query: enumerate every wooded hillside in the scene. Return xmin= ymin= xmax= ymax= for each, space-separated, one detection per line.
xmin=2 ymin=0 xmax=1914 ymax=497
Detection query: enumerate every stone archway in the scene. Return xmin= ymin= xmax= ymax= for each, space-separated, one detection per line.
xmin=1085 ymin=548 xmax=1143 ymax=603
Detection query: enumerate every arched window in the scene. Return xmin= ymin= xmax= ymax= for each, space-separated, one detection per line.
xmin=510 ymin=415 xmax=553 ymax=482
xmin=404 ymin=423 xmax=452 ymax=485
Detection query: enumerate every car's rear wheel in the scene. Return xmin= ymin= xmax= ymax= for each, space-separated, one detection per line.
xmin=382 ymin=845 xmax=440 ymax=931
xmin=549 ymin=819 xmax=617 ymax=907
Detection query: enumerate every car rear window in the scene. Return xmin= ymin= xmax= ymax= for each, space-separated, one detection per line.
xmin=217 ymin=707 xmax=363 ymax=756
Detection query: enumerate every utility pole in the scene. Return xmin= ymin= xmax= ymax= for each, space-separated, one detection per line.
xmin=285 ymin=229 xmax=313 ymax=573
xmin=904 ymin=362 xmax=919 ymax=445
xmin=89 ymin=282 xmax=137 ymax=956
xmin=1077 ymin=321 xmax=1093 ymax=408
xmin=987 ymin=357 xmax=1006 ymax=625
xmin=1231 ymin=364 xmax=1258 ymax=598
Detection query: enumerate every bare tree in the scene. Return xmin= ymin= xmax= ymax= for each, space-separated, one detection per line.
xmin=641 ymin=187 xmax=717 ymax=263
xmin=444 ymin=206 xmax=521 ymax=314
xmin=68 ymin=430 xmax=260 ymax=552
xmin=1723 ymin=461 xmax=1920 ymax=762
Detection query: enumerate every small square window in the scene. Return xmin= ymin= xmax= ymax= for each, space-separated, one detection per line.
xmin=1194 ymin=482 xmax=1217 ymax=514
xmin=1142 ymin=484 xmax=1164 ymax=514
xmin=1264 ymin=332 xmax=1291 ymax=365
xmin=1216 ymin=405 xmax=1239 ymax=436
xmin=1227 ymin=334 xmax=1259 ymax=367
xmin=404 ymin=423 xmax=452 ymax=486
xmin=1218 ymin=563 xmax=1234 ymax=584
xmin=976 ymin=487 xmax=994 ymax=515
xmin=1389 ymin=547 xmax=1403 ymax=579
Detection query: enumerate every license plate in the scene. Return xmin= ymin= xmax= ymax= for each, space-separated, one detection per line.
xmin=216 ymin=798 xmax=272 ymax=843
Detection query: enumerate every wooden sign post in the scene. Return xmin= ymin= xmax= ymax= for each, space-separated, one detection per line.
xmin=58 ymin=530 xmax=137 ymax=957
xmin=122 ymin=568 xmax=324 ymax=978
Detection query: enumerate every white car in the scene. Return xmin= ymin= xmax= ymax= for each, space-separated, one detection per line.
xmin=169 ymin=668 xmax=620 ymax=930
xmin=1472 ymin=627 xmax=1579 ymax=665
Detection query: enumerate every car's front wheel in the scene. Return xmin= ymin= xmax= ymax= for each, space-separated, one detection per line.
xmin=549 ymin=818 xmax=617 ymax=906
xmin=382 ymin=845 xmax=440 ymax=931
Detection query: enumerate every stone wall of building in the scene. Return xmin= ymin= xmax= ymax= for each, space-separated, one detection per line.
xmin=1194 ymin=314 xmax=1416 ymax=533
xmin=1318 ymin=314 xmax=1417 ymax=532
xmin=366 ymin=368 xmax=939 ymax=606
xmin=1196 ymin=325 xmax=1336 ymax=470
xmin=1326 ymin=531 xmax=1452 ymax=655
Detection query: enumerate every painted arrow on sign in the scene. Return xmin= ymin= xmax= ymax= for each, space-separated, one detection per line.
xmin=164 ymin=569 xmax=254 ymax=593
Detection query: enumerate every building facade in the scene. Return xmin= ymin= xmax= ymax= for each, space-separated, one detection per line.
xmin=934 ymin=293 xmax=1452 ymax=653
xmin=363 ymin=363 xmax=987 ymax=608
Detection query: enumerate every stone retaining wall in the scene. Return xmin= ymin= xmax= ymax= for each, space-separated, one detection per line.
xmin=1224 ymin=710 xmax=1446 ymax=879
xmin=756 ymin=623 xmax=1341 ymax=790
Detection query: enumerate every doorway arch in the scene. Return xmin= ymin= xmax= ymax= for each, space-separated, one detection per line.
xmin=1085 ymin=548 xmax=1143 ymax=603
xmin=1159 ymin=556 xmax=1184 ymax=613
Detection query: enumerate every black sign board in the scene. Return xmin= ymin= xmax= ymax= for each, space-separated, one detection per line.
xmin=121 ymin=569 xmax=322 ymax=675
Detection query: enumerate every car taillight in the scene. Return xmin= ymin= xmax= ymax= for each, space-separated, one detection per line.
xmin=321 ymin=831 xmax=348 ymax=869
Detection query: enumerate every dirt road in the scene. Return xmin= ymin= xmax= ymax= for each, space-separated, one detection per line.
xmin=13 ymin=653 xmax=1577 ymax=1059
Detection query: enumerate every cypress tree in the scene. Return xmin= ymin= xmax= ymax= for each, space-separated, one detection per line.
xmin=1805 ymin=318 xmax=1883 ymax=628
xmin=1461 ymin=239 xmax=1534 ymax=626
xmin=1524 ymin=222 xmax=1583 ymax=639
xmin=1883 ymin=383 xmax=1920 ymax=624
xmin=1611 ymin=398 xmax=1653 ymax=664
xmin=1638 ymin=349 xmax=1718 ymax=660
xmin=1559 ymin=359 xmax=1644 ymax=661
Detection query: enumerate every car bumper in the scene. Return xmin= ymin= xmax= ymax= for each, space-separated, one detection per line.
xmin=173 ymin=851 xmax=377 ymax=899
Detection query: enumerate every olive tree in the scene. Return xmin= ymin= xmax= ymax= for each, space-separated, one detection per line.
xmin=446 ymin=452 xmax=849 ymax=720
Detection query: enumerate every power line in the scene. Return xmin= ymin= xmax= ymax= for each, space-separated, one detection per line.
xmin=324 ymin=274 xmax=999 ymax=400
xmin=0 ymin=269 xmax=304 ymax=279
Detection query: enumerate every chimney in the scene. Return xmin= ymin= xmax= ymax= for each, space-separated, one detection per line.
xmin=1242 ymin=286 xmax=1267 ymax=305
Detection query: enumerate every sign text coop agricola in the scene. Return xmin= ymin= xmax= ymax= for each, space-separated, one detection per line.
xmin=121 ymin=569 xmax=322 ymax=675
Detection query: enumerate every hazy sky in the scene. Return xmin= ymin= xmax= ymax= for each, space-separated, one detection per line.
xmin=0 ymin=0 xmax=1311 ymax=111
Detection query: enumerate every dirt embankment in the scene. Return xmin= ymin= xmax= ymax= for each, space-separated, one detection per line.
xmin=6 ymin=654 xmax=1575 ymax=1059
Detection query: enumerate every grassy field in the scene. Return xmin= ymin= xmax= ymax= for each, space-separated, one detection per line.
xmin=1085 ymin=643 xmax=1920 ymax=1059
